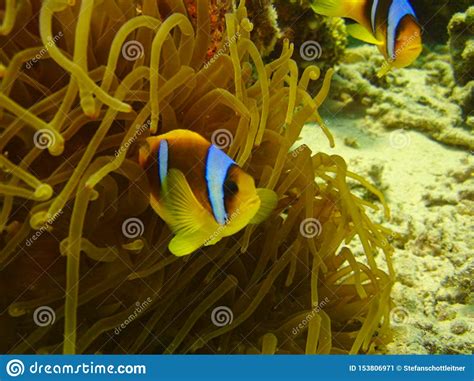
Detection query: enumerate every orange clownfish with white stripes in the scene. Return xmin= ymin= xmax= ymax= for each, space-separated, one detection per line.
xmin=312 ymin=0 xmax=422 ymax=76
xmin=138 ymin=129 xmax=277 ymax=256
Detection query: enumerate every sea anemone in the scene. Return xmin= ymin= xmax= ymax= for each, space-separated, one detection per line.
xmin=0 ymin=0 xmax=393 ymax=354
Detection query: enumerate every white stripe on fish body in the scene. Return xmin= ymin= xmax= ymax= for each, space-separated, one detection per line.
xmin=387 ymin=0 xmax=417 ymax=60
xmin=158 ymin=139 xmax=169 ymax=185
xmin=205 ymin=145 xmax=235 ymax=226
xmin=371 ymin=0 xmax=380 ymax=33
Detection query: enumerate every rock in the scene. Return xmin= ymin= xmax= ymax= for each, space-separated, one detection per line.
xmin=448 ymin=6 xmax=474 ymax=86
xmin=450 ymin=320 xmax=469 ymax=335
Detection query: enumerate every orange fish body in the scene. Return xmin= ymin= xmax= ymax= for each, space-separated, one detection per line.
xmin=139 ymin=129 xmax=277 ymax=256
xmin=312 ymin=0 xmax=422 ymax=76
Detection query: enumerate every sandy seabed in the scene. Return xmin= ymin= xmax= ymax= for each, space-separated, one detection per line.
xmin=301 ymin=113 xmax=473 ymax=354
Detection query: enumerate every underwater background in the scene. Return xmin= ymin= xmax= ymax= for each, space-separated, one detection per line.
xmin=0 ymin=0 xmax=472 ymax=355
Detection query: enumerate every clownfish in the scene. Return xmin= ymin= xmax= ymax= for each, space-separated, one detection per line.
xmin=311 ymin=0 xmax=422 ymax=76
xmin=138 ymin=129 xmax=278 ymax=257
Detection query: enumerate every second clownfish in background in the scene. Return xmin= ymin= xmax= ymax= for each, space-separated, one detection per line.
xmin=138 ymin=129 xmax=278 ymax=257
xmin=312 ymin=0 xmax=422 ymax=77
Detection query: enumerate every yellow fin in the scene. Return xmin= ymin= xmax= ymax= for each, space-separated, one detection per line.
xmin=162 ymin=169 xmax=213 ymax=235
xmin=311 ymin=0 xmax=347 ymax=17
xmin=169 ymin=232 xmax=209 ymax=256
xmin=311 ymin=0 xmax=368 ymax=24
xmin=250 ymin=188 xmax=278 ymax=225
xmin=377 ymin=62 xmax=393 ymax=77
xmin=346 ymin=24 xmax=383 ymax=45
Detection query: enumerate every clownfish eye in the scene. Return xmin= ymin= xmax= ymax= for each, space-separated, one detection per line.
xmin=224 ymin=180 xmax=239 ymax=197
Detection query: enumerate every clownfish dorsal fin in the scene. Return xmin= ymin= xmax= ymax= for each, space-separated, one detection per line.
xmin=162 ymin=169 xmax=214 ymax=236
xmin=346 ymin=24 xmax=384 ymax=45
xmin=311 ymin=0 xmax=368 ymax=25
xmin=250 ymin=188 xmax=278 ymax=225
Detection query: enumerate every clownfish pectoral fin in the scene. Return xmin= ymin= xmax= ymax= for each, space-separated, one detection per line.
xmin=250 ymin=188 xmax=278 ymax=225
xmin=377 ymin=62 xmax=393 ymax=78
xmin=168 ymin=231 xmax=210 ymax=256
xmin=162 ymin=169 xmax=213 ymax=235
xmin=346 ymin=24 xmax=383 ymax=45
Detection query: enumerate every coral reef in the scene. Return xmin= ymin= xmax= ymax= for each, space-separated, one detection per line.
xmin=300 ymin=114 xmax=474 ymax=355
xmin=447 ymin=6 xmax=474 ymax=128
xmin=0 ymin=0 xmax=393 ymax=355
xmin=247 ymin=0 xmax=347 ymax=73
xmin=448 ymin=6 xmax=474 ymax=86
xmin=326 ymin=46 xmax=474 ymax=150
xmin=412 ymin=0 xmax=472 ymax=43
xmin=245 ymin=0 xmax=281 ymax=57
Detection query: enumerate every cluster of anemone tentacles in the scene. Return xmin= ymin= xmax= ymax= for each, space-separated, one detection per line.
xmin=0 ymin=0 xmax=394 ymax=354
